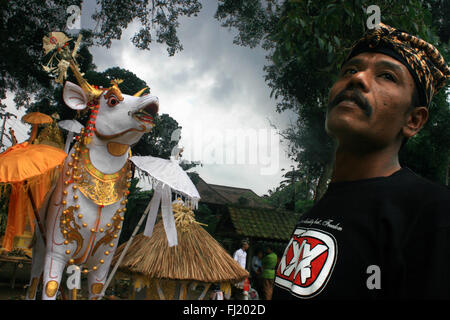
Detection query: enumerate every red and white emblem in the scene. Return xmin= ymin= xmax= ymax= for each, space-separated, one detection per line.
xmin=275 ymin=228 xmax=337 ymax=298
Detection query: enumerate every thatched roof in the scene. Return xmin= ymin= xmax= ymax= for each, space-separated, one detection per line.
xmin=112 ymin=208 xmax=248 ymax=283
xmin=195 ymin=176 xmax=273 ymax=208
xmin=227 ymin=206 xmax=301 ymax=241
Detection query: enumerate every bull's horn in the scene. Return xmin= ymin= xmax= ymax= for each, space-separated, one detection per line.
xmin=133 ymin=87 xmax=148 ymax=97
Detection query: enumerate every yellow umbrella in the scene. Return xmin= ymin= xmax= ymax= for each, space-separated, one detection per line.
xmin=22 ymin=112 xmax=53 ymax=143
xmin=0 ymin=141 xmax=67 ymax=251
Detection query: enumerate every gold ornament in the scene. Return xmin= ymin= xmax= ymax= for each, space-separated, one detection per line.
xmin=91 ymin=283 xmax=103 ymax=295
xmin=91 ymin=212 xmax=122 ymax=256
xmin=28 ymin=277 xmax=39 ymax=300
xmin=60 ymin=206 xmax=83 ymax=257
xmin=45 ymin=280 xmax=59 ymax=298
xmin=106 ymin=142 xmax=129 ymax=157
xmin=76 ymin=145 xmax=131 ymax=206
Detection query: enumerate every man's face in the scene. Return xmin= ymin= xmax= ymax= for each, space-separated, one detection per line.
xmin=325 ymin=52 xmax=417 ymax=151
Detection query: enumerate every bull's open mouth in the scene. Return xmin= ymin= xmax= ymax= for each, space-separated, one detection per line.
xmin=133 ymin=101 xmax=159 ymax=125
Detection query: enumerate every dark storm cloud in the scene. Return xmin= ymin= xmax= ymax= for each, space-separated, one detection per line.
xmin=85 ymin=0 xmax=297 ymax=195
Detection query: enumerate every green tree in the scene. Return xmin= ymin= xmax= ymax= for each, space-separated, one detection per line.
xmin=216 ymin=0 xmax=450 ymax=201
xmin=194 ymin=203 xmax=218 ymax=235
xmin=133 ymin=113 xmax=181 ymax=158
xmin=0 ymin=0 xmax=202 ymax=108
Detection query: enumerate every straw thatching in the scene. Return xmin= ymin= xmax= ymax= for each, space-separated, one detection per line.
xmin=112 ymin=205 xmax=248 ymax=283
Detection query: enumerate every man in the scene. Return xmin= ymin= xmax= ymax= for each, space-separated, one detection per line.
xmin=233 ymin=239 xmax=249 ymax=270
xmin=273 ymin=23 xmax=450 ymax=300
xmin=233 ymin=240 xmax=250 ymax=299
xmin=262 ymin=246 xmax=278 ymax=300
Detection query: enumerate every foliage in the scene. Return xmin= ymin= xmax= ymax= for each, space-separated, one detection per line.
xmin=133 ymin=113 xmax=181 ymax=158
xmin=194 ymin=203 xmax=218 ymax=235
xmin=263 ymin=171 xmax=314 ymax=213
xmin=399 ymin=89 xmax=450 ymax=185
xmin=295 ymin=199 xmax=314 ymax=214
xmin=186 ymin=171 xmax=201 ymax=185
xmin=0 ymin=0 xmax=81 ymax=106
xmin=0 ymin=185 xmax=9 ymax=237
xmin=91 ymin=0 xmax=202 ymax=55
xmin=0 ymin=0 xmax=201 ymax=108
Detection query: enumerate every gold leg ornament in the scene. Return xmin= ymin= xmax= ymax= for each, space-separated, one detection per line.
xmin=27 ymin=277 xmax=39 ymax=299
xmin=45 ymin=280 xmax=59 ymax=298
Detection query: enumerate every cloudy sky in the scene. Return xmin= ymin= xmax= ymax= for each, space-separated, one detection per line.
xmin=4 ymin=0 xmax=297 ymax=196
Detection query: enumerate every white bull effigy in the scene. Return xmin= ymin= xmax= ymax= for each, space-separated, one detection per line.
xmin=24 ymin=32 xmax=161 ymax=300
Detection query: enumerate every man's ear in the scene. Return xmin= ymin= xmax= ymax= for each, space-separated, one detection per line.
xmin=402 ymin=106 xmax=429 ymax=139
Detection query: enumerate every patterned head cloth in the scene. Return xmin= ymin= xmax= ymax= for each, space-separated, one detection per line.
xmin=344 ymin=22 xmax=450 ymax=107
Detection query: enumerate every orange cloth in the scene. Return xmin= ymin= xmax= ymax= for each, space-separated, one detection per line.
xmin=0 ymin=142 xmax=66 ymax=251
xmin=0 ymin=142 xmax=66 ymax=183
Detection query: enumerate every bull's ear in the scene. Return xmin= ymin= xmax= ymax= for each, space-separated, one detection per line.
xmin=63 ymin=81 xmax=88 ymax=110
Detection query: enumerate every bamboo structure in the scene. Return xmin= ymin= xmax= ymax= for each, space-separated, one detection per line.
xmin=111 ymin=204 xmax=248 ymax=300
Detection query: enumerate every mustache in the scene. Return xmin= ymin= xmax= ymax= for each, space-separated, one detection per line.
xmin=328 ymin=89 xmax=373 ymax=117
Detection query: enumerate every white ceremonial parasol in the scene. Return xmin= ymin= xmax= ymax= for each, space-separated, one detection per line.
xmin=57 ymin=120 xmax=84 ymax=153
xmin=131 ymin=155 xmax=200 ymax=202
xmin=130 ymin=155 xmax=200 ymax=246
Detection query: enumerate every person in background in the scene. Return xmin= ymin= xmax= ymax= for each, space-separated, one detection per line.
xmin=262 ymin=246 xmax=278 ymax=300
xmin=233 ymin=239 xmax=249 ymax=270
xmin=251 ymin=249 xmax=264 ymax=297
xmin=232 ymin=239 xmax=250 ymax=299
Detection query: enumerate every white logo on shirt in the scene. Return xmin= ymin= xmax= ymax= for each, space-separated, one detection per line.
xmin=275 ymin=228 xmax=337 ymax=298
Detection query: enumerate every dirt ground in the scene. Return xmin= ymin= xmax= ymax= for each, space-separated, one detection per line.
xmin=0 ymin=255 xmax=253 ymax=300
xmin=0 ymin=282 xmax=28 ymax=300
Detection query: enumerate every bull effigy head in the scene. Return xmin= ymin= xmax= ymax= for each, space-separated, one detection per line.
xmin=43 ymin=32 xmax=159 ymax=147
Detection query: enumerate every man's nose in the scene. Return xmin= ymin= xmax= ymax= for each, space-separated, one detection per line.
xmin=346 ymin=70 xmax=370 ymax=93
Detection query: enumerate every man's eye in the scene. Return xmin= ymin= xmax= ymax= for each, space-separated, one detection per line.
xmin=380 ymin=73 xmax=396 ymax=82
xmin=342 ymin=67 xmax=357 ymax=75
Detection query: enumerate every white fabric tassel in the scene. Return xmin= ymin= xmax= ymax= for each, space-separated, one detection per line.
xmin=161 ymin=184 xmax=178 ymax=247
xmin=143 ymin=181 xmax=178 ymax=247
xmin=143 ymin=181 xmax=163 ymax=238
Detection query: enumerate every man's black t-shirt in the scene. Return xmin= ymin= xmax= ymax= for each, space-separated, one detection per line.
xmin=273 ymin=167 xmax=450 ymax=300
